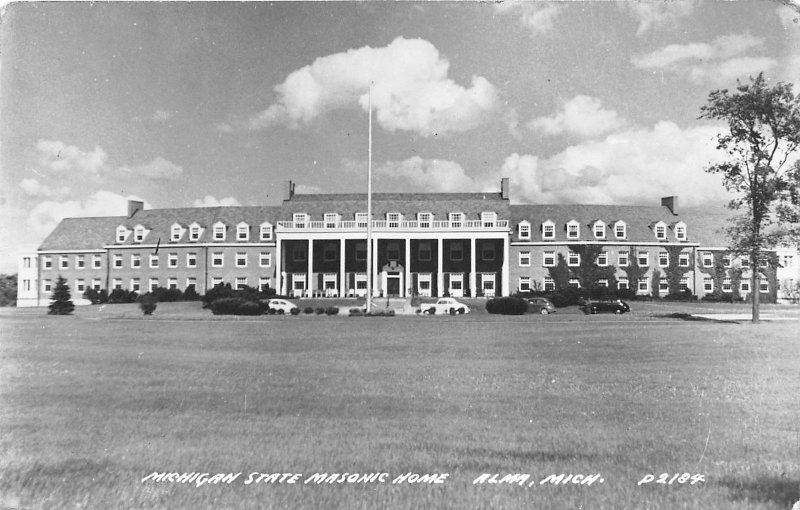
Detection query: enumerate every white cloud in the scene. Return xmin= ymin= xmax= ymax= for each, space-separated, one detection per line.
xmin=494 ymin=2 xmax=563 ymax=35
xmin=35 ymin=139 xmax=107 ymax=176
xmin=248 ymin=37 xmax=500 ymax=136
xmin=777 ymin=6 xmax=800 ymax=86
xmin=632 ymin=33 xmax=778 ymax=85
xmin=192 ymin=195 xmax=241 ymax=207
xmin=118 ymin=157 xmax=183 ymax=181
xmin=27 ymin=190 xmax=148 ymax=240
xmin=621 ymin=2 xmax=695 ymax=36
xmin=18 ymin=178 xmax=71 ymax=199
xmin=527 ymin=95 xmax=626 ymax=138
xmin=375 ymin=157 xmax=483 ymax=193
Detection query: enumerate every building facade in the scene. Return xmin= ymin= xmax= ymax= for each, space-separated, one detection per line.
xmin=16 ymin=179 xmax=798 ymax=306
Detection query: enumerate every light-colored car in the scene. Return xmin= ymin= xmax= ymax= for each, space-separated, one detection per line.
xmin=420 ymin=298 xmax=470 ymax=315
xmin=267 ymin=298 xmax=299 ymax=314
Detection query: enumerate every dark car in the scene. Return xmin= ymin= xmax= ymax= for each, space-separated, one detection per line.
xmin=526 ymin=297 xmax=556 ymax=314
xmin=581 ymin=299 xmax=630 ymax=315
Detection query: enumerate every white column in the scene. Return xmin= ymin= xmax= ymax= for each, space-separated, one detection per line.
xmin=437 ymin=238 xmax=444 ymax=297
xmin=307 ymin=239 xmax=313 ymax=297
xmin=502 ymin=235 xmax=510 ymax=297
xmin=340 ymin=239 xmax=346 ymax=297
xmin=405 ymin=237 xmax=411 ymax=297
xmin=372 ymin=237 xmax=380 ymax=297
xmin=469 ymin=238 xmax=476 ymax=297
xmin=275 ymin=238 xmax=283 ymax=295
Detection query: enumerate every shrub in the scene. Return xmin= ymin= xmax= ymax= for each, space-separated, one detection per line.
xmin=182 ymin=286 xmax=201 ymax=301
xmin=202 ymin=284 xmax=235 ymax=308
xmin=486 ymin=297 xmax=527 ymax=315
xmin=349 ymin=307 xmax=365 ymax=316
xmin=290 ymin=307 xmax=301 ymax=315
xmin=303 ymin=307 xmax=315 ymax=314
xmin=325 ymin=306 xmax=339 ymax=315
xmin=108 ymin=288 xmax=138 ymax=304
xmin=209 ymin=297 xmax=266 ymax=315
xmin=664 ymin=290 xmax=697 ymax=302
xmin=139 ymin=295 xmax=157 ymax=315
xmin=314 ymin=307 xmax=325 ymax=315
xmin=546 ymin=288 xmax=585 ymax=308
xmin=82 ymin=288 xmax=108 ymax=305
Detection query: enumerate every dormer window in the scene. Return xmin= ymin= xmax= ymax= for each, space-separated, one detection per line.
xmin=541 ymin=220 xmax=555 ymax=240
xmin=355 ymin=212 xmax=368 ymax=228
xmin=293 ymin=213 xmax=308 ymax=229
xmin=674 ymin=222 xmax=687 ymax=241
xmin=170 ymin=223 xmax=183 ymax=242
xmin=614 ymin=221 xmax=627 ymax=239
xmin=449 ymin=212 xmax=463 ymax=228
xmin=213 ymin=222 xmax=226 ymax=241
xmin=189 ymin=222 xmax=202 ymax=241
xmin=418 ymin=212 xmax=432 ymax=228
xmin=481 ymin=212 xmax=497 ymax=228
xmin=593 ymin=221 xmax=605 ymax=239
xmin=654 ymin=221 xmax=667 ymax=241
xmin=133 ymin=225 xmax=147 ymax=243
xmin=387 ymin=212 xmax=402 ymax=228
xmin=260 ymin=222 xmax=272 ymax=241
xmin=236 ymin=222 xmax=250 ymax=241
xmin=324 ymin=213 xmax=339 ymax=229
xmin=518 ymin=221 xmax=531 ymax=240
xmin=116 ymin=225 xmax=129 ymax=243
xmin=566 ymin=220 xmax=580 ymax=239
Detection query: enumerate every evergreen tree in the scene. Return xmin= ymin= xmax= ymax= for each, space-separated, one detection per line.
xmin=48 ymin=276 xmax=75 ymax=315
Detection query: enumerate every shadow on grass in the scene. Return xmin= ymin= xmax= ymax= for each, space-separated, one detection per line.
xmin=447 ymin=446 xmax=607 ymax=471
xmin=718 ymin=475 xmax=800 ymax=508
xmin=658 ymin=312 xmax=740 ymax=324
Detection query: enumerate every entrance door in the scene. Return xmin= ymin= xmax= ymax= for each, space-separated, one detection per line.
xmin=449 ymin=273 xmax=464 ymax=297
xmin=387 ymin=275 xmax=400 ymax=296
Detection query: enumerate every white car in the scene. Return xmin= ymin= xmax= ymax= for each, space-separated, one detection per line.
xmin=420 ymin=298 xmax=470 ymax=315
xmin=267 ymin=299 xmax=299 ymax=314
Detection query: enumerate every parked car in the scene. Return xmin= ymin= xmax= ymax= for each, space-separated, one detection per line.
xmin=267 ymin=298 xmax=299 ymax=314
xmin=526 ymin=297 xmax=556 ymax=314
xmin=581 ymin=299 xmax=630 ymax=315
xmin=420 ymin=298 xmax=470 ymax=315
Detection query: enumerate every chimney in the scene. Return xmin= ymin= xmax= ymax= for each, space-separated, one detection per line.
xmin=127 ymin=200 xmax=144 ymax=218
xmin=501 ymin=177 xmax=510 ymax=200
xmin=284 ymin=180 xmax=296 ymax=201
xmin=661 ymin=196 xmax=678 ymax=215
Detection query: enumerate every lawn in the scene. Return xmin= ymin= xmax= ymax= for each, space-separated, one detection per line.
xmin=0 ymin=307 xmax=798 ymax=509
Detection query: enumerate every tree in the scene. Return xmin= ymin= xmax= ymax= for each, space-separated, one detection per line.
xmin=48 ymin=276 xmax=75 ymax=315
xmin=0 ymin=274 xmax=17 ymax=307
xmin=699 ymin=73 xmax=800 ymax=323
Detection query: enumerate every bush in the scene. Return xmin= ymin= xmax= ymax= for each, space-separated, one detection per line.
xmin=48 ymin=276 xmax=74 ymax=315
xmin=314 ymin=307 xmax=325 ymax=315
xmin=349 ymin=307 xmax=365 ymax=316
xmin=290 ymin=307 xmax=301 ymax=315
xmin=202 ymin=284 xmax=235 ymax=308
xmin=83 ymin=288 xmax=108 ymax=305
xmin=303 ymin=307 xmax=315 ymax=314
xmin=209 ymin=297 xmax=266 ymax=315
xmin=139 ymin=295 xmax=157 ymax=315
xmin=325 ymin=306 xmax=339 ymax=315
xmin=108 ymin=288 xmax=138 ymax=304
xmin=486 ymin=297 xmax=527 ymax=315
xmin=664 ymin=290 xmax=697 ymax=302
xmin=701 ymin=293 xmax=742 ymax=303
xmin=546 ymin=288 xmax=586 ymax=308
xmin=183 ymin=286 xmax=201 ymax=301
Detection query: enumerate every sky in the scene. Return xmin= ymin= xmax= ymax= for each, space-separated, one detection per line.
xmin=1 ymin=1 xmax=799 ymax=273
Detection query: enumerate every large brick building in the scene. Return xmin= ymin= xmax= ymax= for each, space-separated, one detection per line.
xmin=16 ymin=179 xmax=798 ymax=306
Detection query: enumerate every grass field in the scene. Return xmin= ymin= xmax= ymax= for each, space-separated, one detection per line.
xmin=1 ymin=304 xmax=798 ymax=509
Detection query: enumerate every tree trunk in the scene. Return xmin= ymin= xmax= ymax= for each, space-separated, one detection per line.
xmin=751 ymin=250 xmax=760 ymax=323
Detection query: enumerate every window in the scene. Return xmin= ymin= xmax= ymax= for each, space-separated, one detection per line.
xmin=186 ymin=253 xmax=197 ymax=268
xmin=168 ymin=253 xmax=178 ymax=268
xmin=638 ymin=278 xmax=649 ymax=292
xmin=702 ymin=253 xmax=713 ymax=267
xmin=740 ymin=257 xmax=750 ymax=268
xmin=168 ymin=278 xmax=178 ymax=290
xmin=43 ymin=256 xmax=52 ymax=269
xmin=355 ymin=242 xmax=367 ymax=261
xmin=614 ymin=221 xmax=627 ymax=239
xmin=703 ymin=277 xmax=713 ymax=292
xmin=60 ymin=256 xmax=68 ymax=269
xmin=113 ymin=254 xmax=123 ymax=268
xmin=679 ymin=253 xmax=690 ymax=267
xmin=213 ymin=222 xmax=226 ymax=240
xmin=544 ymin=277 xmax=555 ymax=291
xmin=259 ymin=252 xmax=271 ymax=267
xmin=293 ymin=213 xmax=307 ymax=228
xmin=680 ymin=277 xmax=689 ymax=291
xmin=134 ymin=225 xmax=146 ymax=242
xmin=355 ymin=274 xmax=367 ymax=290
xmin=449 ymin=212 xmax=463 ymax=228
xmin=149 ymin=254 xmax=159 ymax=268
xmin=211 ymin=276 xmax=223 ymax=287
xmin=519 ymin=251 xmax=531 ymax=267
xmin=260 ymin=223 xmax=272 ymax=241
xmin=325 ymin=242 xmax=338 ymax=262
xmin=73 ymin=255 xmax=85 ymax=269
xmin=91 ymin=278 xmax=101 ymax=290
xmin=23 ymin=257 xmax=31 ymax=268
xmin=593 ymin=221 xmax=605 ymax=239
xmin=189 ymin=223 xmax=201 ymax=241
xmin=638 ymin=251 xmax=649 ymax=267
xmin=568 ymin=252 xmax=580 ymax=267
xmin=519 ymin=276 xmax=531 ymax=292
xmin=418 ymin=212 xmax=432 ymax=228
xmin=235 ymin=277 xmax=247 ymax=290
xmin=130 ymin=278 xmax=140 ymax=292
xmin=618 ymin=277 xmax=629 ymax=290
xmin=43 ymin=279 xmax=52 ymax=292
xmin=782 ymin=254 xmax=795 ymax=267
xmin=171 ymin=223 xmax=183 ymax=242
xmin=22 ymin=280 xmax=30 ymax=292
xmin=324 ymin=213 xmax=338 ymax=228
xmin=113 ymin=278 xmax=123 ymax=290
xmin=418 ymin=242 xmax=431 ymax=261
xmin=387 ymin=213 xmax=401 ymax=228
xmin=598 ymin=279 xmax=608 ymax=288
xmin=149 ymin=278 xmax=159 ymax=292
xmin=542 ymin=221 xmax=554 ymax=240
xmin=659 ymin=278 xmax=669 ymax=291
xmin=116 ymin=226 xmax=128 ymax=243
xmin=212 ymin=252 xmax=224 ymax=268
xmin=675 ymin=223 xmax=687 ymax=241
xmin=519 ymin=221 xmax=531 ymax=240
xmin=597 ymin=251 xmax=608 ymax=267
xmin=618 ymin=251 xmax=629 ymax=267
xmin=237 ymin=223 xmax=249 ymax=241
xmin=449 ymin=241 xmax=463 ymax=261
xmin=481 ymin=243 xmax=495 ymax=261
xmin=566 ymin=221 xmax=580 ymax=239
xmin=654 ymin=222 xmax=667 ymax=240
xmin=131 ymin=254 xmax=141 ymax=268
xmin=568 ymin=278 xmax=581 ymax=288
xmin=658 ymin=251 xmax=669 ymax=267
xmin=722 ymin=279 xmax=732 ymax=292
xmin=542 ymin=251 xmax=554 ymax=267
xmin=723 ymin=255 xmax=732 ymax=268
xmin=759 ymin=280 xmax=769 ymax=292
xmin=292 ymin=245 xmax=306 ymax=262
xmin=759 ymin=258 xmax=769 ymax=269
xmin=481 ymin=211 xmax=497 ymax=227
xmin=355 ymin=213 xmax=369 ymax=228
xmin=92 ymin=254 xmax=102 ymax=268
xmin=236 ymin=252 xmax=247 ymax=267
xmin=259 ymin=277 xmax=271 ymax=292
xmin=740 ymin=281 xmax=751 ymax=292
xmin=186 ymin=277 xmax=196 ymax=290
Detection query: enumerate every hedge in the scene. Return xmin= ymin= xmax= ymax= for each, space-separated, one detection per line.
xmin=486 ymin=297 xmax=527 ymax=315
xmin=209 ymin=297 xmax=267 ymax=315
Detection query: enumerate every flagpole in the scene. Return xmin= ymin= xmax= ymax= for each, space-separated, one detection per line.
xmin=366 ymin=82 xmax=373 ymax=314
